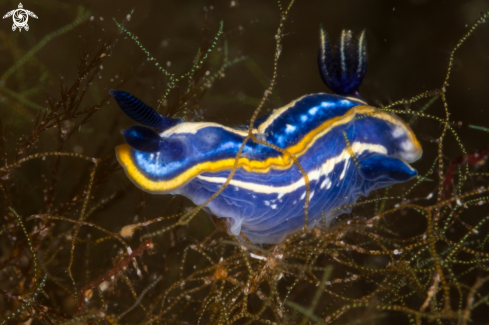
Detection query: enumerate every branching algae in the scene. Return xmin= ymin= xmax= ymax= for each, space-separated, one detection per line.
xmin=0 ymin=1 xmax=489 ymax=325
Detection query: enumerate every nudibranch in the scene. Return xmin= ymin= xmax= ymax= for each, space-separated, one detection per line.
xmin=111 ymin=28 xmax=422 ymax=244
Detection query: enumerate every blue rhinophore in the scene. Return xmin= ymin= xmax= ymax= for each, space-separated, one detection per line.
xmin=111 ymin=28 xmax=422 ymax=244
xmin=122 ymin=126 xmax=163 ymax=153
xmin=110 ymin=90 xmax=182 ymax=131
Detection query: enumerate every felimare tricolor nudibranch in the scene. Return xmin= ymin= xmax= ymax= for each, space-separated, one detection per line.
xmin=111 ymin=28 xmax=422 ymax=244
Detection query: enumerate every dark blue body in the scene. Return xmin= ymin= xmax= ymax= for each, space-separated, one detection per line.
xmin=113 ymin=29 xmax=422 ymax=244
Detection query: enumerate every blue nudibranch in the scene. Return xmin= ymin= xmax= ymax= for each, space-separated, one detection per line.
xmin=111 ymin=28 xmax=422 ymax=244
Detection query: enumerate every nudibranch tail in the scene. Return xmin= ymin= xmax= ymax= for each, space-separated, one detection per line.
xmin=358 ymin=154 xmax=417 ymax=182
xmin=318 ymin=27 xmax=367 ymax=97
xmin=110 ymin=90 xmax=182 ymax=131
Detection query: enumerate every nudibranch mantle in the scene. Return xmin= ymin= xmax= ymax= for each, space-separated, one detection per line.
xmin=112 ymin=28 xmax=422 ymax=244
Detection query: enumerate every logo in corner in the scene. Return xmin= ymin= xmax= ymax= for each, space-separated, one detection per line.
xmin=2 ymin=3 xmax=38 ymax=32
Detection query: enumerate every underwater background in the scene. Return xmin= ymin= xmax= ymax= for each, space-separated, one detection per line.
xmin=1 ymin=0 xmax=489 ymax=324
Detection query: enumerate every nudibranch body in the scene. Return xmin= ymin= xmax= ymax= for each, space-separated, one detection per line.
xmin=112 ymin=28 xmax=422 ymax=244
